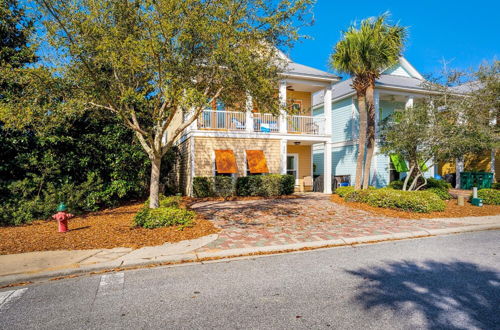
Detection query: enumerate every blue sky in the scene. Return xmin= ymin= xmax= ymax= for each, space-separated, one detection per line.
xmin=288 ymin=0 xmax=499 ymax=77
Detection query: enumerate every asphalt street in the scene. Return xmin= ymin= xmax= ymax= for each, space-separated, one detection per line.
xmin=1 ymin=230 xmax=499 ymax=329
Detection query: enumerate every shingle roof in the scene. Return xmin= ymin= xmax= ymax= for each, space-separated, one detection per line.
xmin=331 ymin=75 xmax=428 ymax=100
xmin=284 ymin=62 xmax=339 ymax=80
xmin=450 ymin=80 xmax=483 ymax=94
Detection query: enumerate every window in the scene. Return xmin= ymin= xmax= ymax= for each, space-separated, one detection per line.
xmin=291 ymin=100 xmax=302 ymax=113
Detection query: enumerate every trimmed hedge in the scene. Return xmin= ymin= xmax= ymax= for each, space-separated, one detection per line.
xmin=193 ymin=174 xmax=295 ymax=198
xmin=134 ymin=195 xmax=195 ymax=229
xmin=214 ymin=176 xmax=235 ymax=198
xmin=491 ymin=182 xmax=500 ymax=190
xmin=477 ymin=189 xmax=500 ymax=205
xmin=193 ymin=177 xmax=213 ymax=198
xmin=235 ymin=176 xmax=262 ymax=196
xmin=280 ymin=174 xmax=296 ymax=195
xmin=341 ymin=188 xmax=446 ymax=213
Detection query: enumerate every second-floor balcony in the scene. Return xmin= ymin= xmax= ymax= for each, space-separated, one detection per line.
xmin=198 ymin=110 xmax=327 ymax=135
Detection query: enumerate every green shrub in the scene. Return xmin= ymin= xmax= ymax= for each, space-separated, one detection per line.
xmin=236 ymin=176 xmax=262 ymax=196
xmin=236 ymin=174 xmax=295 ymax=197
xmin=426 ymin=178 xmax=452 ymax=190
xmin=213 ymin=176 xmax=235 ymax=198
xmin=193 ymin=177 xmax=213 ymax=198
xmin=491 ymin=182 xmax=500 ymax=190
xmin=134 ymin=205 xmax=195 ymax=229
xmin=477 ymin=189 xmax=500 ymax=205
xmin=345 ymin=188 xmax=445 ymax=213
xmin=198 ymin=174 xmax=294 ymax=198
xmin=388 ymin=180 xmax=404 ymax=190
xmin=280 ymin=174 xmax=295 ymax=195
xmin=427 ymin=187 xmax=453 ymax=200
xmin=0 ymin=113 xmax=150 ymax=226
xmin=260 ymin=174 xmax=282 ymax=197
xmin=159 ymin=195 xmax=181 ymax=208
xmin=335 ymin=186 xmax=355 ymax=198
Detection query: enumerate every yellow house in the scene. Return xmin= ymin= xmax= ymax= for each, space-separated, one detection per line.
xmin=439 ymin=149 xmax=499 ymax=183
xmin=170 ymin=52 xmax=340 ymax=196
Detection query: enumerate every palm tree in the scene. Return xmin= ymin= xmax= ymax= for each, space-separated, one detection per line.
xmin=330 ymin=14 xmax=406 ymax=189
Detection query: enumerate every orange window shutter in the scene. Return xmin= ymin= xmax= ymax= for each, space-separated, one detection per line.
xmin=246 ymin=150 xmax=269 ymax=174
xmin=215 ymin=150 xmax=238 ymax=174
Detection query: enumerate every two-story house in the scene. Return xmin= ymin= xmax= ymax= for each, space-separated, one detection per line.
xmin=172 ymin=54 xmax=443 ymax=195
xmin=173 ymin=52 xmax=340 ymax=195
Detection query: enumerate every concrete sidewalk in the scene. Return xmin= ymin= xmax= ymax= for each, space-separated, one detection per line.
xmin=1 ymin=214 xmax=499 ymax=287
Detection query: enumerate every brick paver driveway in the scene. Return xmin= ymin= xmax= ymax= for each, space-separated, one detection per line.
xmin=191 ymin=193 xmax=468 ymax=252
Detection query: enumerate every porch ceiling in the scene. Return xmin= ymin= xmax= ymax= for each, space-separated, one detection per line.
xmin=287 ymin=140 xmax=321 ymax=146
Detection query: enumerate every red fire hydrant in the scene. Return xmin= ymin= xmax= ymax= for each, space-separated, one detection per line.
xmin=52 ymin=203 xmax=74 ymax=233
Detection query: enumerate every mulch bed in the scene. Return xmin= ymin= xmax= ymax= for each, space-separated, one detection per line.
xmin=331 ymin=194 xmax=500 ymax=219
xmin=0 ymin=203 xmax=219 ymax=255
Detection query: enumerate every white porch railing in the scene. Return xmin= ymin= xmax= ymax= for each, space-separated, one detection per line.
xmin=197 ymin=110 xmax=326 ymax=135
xmin=198 ymin=110 xmax=246 ymax=131
xmin=252 ymin=113 xmax=280 ymax=133
xmin=287 ymin=115 xmax=325 ymax=135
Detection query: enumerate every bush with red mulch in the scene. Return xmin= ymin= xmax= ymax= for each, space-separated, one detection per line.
xmin=331 ymin=194 xmax=500 ymax=219
xmin=0 ymin=203 xmax=219 ymax=255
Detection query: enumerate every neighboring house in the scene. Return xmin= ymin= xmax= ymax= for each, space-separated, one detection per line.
xmin=312 ymin=57 xmax=436 ymax=188
xmin=171 ymin=52 xmax=340 ymax=196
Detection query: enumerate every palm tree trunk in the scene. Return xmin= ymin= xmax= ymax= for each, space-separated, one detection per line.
xmin=354 ymin=93 xmax=367 ymax=190
xmin=363 ymin=83 xmax=376 ymax=189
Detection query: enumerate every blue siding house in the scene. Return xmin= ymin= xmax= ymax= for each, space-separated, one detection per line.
xmin=313 ymin=57 xmax=436 ymax=188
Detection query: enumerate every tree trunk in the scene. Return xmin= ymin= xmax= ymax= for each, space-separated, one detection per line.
xmin=149 ymin=156 xmax=162 ymax=208
xmin=402 ymin=165 xmax=414 ymax=191
xmin=362 ymin=83 xmax=376 ymax=189
xmin=354 ymin=93 xmax=368 ymax=190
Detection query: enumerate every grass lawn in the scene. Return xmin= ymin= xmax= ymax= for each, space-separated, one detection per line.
xmin=0 ymin=203 xmax=219 ymax=255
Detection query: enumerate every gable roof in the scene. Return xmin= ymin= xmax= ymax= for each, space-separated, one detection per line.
xmin=330 ymin=57 xmax=427 ymax=100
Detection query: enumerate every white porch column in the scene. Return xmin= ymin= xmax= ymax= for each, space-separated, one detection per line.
xmin=405 ymin=96 xmax=414 ymax=109
xmin=372 ymin=90 xmax=380 ymax=186
xmin=279 ymin=80 xmax=287 ymax=134
xmin=245 ymin=94 xmax=253 ymax=133
xmin=187 ymin=108 xmax=198 ymax=132
xmin=323 ymin=83 xmax=333 ymax=136
xmin=323 ymin=142 xmax=332 ymax=193
xmin=456 ymin=157 xmax=464 ymax=188
xmin=491 ymin=150 xmax=496 ymax=182
xmin=490 ymin=113 xmax=497 ymax=181
xmin=280 ymin=139 xmax=287 ymax=174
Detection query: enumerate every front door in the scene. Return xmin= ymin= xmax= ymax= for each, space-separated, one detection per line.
xmin=286 ymin=154 xmax=299 ymax=184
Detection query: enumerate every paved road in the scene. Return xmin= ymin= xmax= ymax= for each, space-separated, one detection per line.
xmin=1 ymin=231 xmax=499 ymax=330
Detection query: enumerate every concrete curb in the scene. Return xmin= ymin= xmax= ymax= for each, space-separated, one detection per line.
xmin=1 ymin=223 xmax=499 ymax=287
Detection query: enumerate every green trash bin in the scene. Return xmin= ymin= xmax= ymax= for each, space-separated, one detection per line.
xmin=475 ymin=172 xmax=493 ymax=189
xmin=460 ymin=172 xmax=473 ymax=190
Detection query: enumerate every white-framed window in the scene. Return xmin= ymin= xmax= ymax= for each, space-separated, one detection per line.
xmin=286 ymin=153 xmax=299 ymax=182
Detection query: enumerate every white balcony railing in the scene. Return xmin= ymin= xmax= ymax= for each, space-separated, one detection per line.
xmin=287 ymin=115 xmax=325 ymax=135
xmin=197 ymin=110 xmax=326 ymax=135
xmin=252 ymin=113 xmax=280 ymax=133
xmin=198 ymin=110 xmax=246 ymax=131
